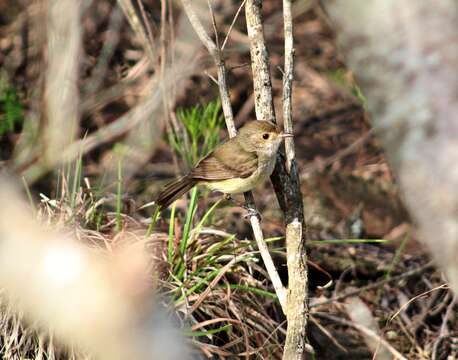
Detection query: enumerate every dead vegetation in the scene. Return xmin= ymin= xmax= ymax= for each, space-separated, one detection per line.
xmin=0 ymin=0 xmax=456 ymax=359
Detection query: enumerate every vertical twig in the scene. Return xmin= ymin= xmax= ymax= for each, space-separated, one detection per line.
xmin=245 ymin=0 xmax=309 ymax=356
xmin=284 ymin=220 xmax=309 ymax=359
xmin=245 ymin=0 xmax=305 ymax=224
xmin=282 ymin=0 xmax=295 ymax=174
xmin=282 ymin=0 xmax=309 ymax=358
xmin=245 ymin=1 xmax=275 ymax=122
xmin=180 ymin=0 xmax=236 ymax=137
xmin=180 ymin=0 xmax=287 ymax=311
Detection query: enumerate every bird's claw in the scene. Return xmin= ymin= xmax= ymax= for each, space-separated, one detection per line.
xmin=243 ymin=206 xmax=262 ymax=221
xmin=223 ymin=194 xmax=262 ymax=221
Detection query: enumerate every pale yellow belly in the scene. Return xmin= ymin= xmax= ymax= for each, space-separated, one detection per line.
xmin=201 ymin=156 xmax=275 ymax=194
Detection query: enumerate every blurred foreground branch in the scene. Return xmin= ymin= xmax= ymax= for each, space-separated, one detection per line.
xmin=321 ymin=1 xmax=458 ymax=291
xmin=44 ymin=0 xmax=81 ymax=165
xmin=0 ymin=179 xmax=187 ymax=360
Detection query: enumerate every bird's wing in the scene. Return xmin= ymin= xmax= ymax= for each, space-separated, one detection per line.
xmin=190 ymin=139 xmax=258 ymax=181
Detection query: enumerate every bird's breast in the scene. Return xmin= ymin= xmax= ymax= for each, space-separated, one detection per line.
xmin=203 ymin=155 xmax=276 ymax=194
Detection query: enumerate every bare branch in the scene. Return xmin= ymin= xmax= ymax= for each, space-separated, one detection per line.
xmin=180 ymin=0 xmax=287 ymax=311
xmin=282 ymin=0 xmax=295 ymax=174
xmin=221 ymin=0 xmax=247 ymax=52
xmin=245 ymin=0 xmax=309 ymax=355
xmin=284 ymin=220 xmax=308 ymax=359
xmin=244 ymin=0 xmax=306 ymax=226
xmin=181 ymin=0 xmax=236 ymax=137
xmin=245 ymin=0 xmax=276 ymax=121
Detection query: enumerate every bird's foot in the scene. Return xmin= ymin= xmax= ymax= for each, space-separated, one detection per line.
xmin=224 ymin=194 xmax=244 ymax=207
xmin=223 ymin=194 xmax=262 ymax=220
xmin=242 ymin=206 xmax=262 ymax=221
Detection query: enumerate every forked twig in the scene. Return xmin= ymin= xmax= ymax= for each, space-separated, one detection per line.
xmin=244 ymin=0 xmax=308 ymax=356
xmin=180 ymin=0 xmax=287 ymax=311
xmin=221 ymin=0 xmax=247 ymax=51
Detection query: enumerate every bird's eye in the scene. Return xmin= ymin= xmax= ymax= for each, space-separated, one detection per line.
xmin=262 ymin=133 xmax=270 ymax=140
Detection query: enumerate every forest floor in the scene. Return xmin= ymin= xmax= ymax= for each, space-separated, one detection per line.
xmin=0 ymin=0 xmax=456 ymax=359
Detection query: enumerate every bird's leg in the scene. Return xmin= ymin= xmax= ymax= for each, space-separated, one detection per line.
xmin=223 ymin=194 xmax=261 ymax=221
xmin=224 ymin=193 xmax=245 ymax=207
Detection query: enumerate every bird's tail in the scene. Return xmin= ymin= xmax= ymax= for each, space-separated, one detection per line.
xmin=156 ymin=176 xmax=196 ymax=209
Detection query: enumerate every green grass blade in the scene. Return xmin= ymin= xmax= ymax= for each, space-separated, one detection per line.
xmin=167 ymin=203 xmax=177 ymax=264
xmin=183 ymin=324 xmax=232 ymax=337
xmin=70 ymin=149 xmax=83 ymax=209
xmin=228 ymin=284 xmax=278 ymax=301
xmin=180 ymin=187 xmax=199 ymax=254
xmin=146 ymin=206 xmax=161 ymax=237
xmin=193 ymin=199 xmax=222 ymax=234
xmin=175 ymin=269 xmax=219 ymax=303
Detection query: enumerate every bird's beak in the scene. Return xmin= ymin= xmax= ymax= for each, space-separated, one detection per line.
xmin=279 ymin=132 xmax=294 ymax=138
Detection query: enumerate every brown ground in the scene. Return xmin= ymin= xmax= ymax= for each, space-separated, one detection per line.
xmin=0 ymin=0 xmax=456 ymax=358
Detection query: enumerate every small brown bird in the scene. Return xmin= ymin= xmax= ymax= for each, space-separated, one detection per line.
xmin=156 ymin=120 xmax=292 ymax=208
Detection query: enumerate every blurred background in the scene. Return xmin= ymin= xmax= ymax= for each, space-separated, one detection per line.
xmin=0 ymin=0 xmax=456 ymax=359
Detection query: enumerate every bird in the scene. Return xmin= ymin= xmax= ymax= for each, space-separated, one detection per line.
xmin=155 ymin=120 xmax=292 ymax=209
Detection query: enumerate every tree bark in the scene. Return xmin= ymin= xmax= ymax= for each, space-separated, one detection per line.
xmin=245 ymin=0 xmax=309 ymax=358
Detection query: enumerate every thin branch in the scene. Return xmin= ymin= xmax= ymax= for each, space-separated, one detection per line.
xmin=245 ymin=1 xmax=275 ymax=121
xmin=282 ymin=0 xmax=295 ymax=174
xmin=206 ymin=0 xmax=220 ymax=49
xmin=284 ymin=220 xmax=308 ymax=359
xmin=245 ymin=0 xmax=308 ymax=351
xmin=180 ymin=0 xmax=287 ymax=311
xmin=245 ymin=0 xmax=306 ymax=222
xmin=180 ymin=0 xmax=236 ymax=136
xmin=281 ymin=0 xmax=309 ymax=358
xmin=117 ymin=0 xmax=156 ymax=63
xmin=221 ymin=0 xmax=247 ymax=51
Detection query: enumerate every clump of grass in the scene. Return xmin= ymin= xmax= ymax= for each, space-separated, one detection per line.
xmin=168 ymin=99 xmax=224 ymax=168
xmin=0 ymin=76 xmax=23 ymax=137
xmin=161 ymin=198 xmax=285 ymax=356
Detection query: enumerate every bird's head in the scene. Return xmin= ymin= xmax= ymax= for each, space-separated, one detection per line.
xmin=237 ymin=120 xmax=293 ymax=156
